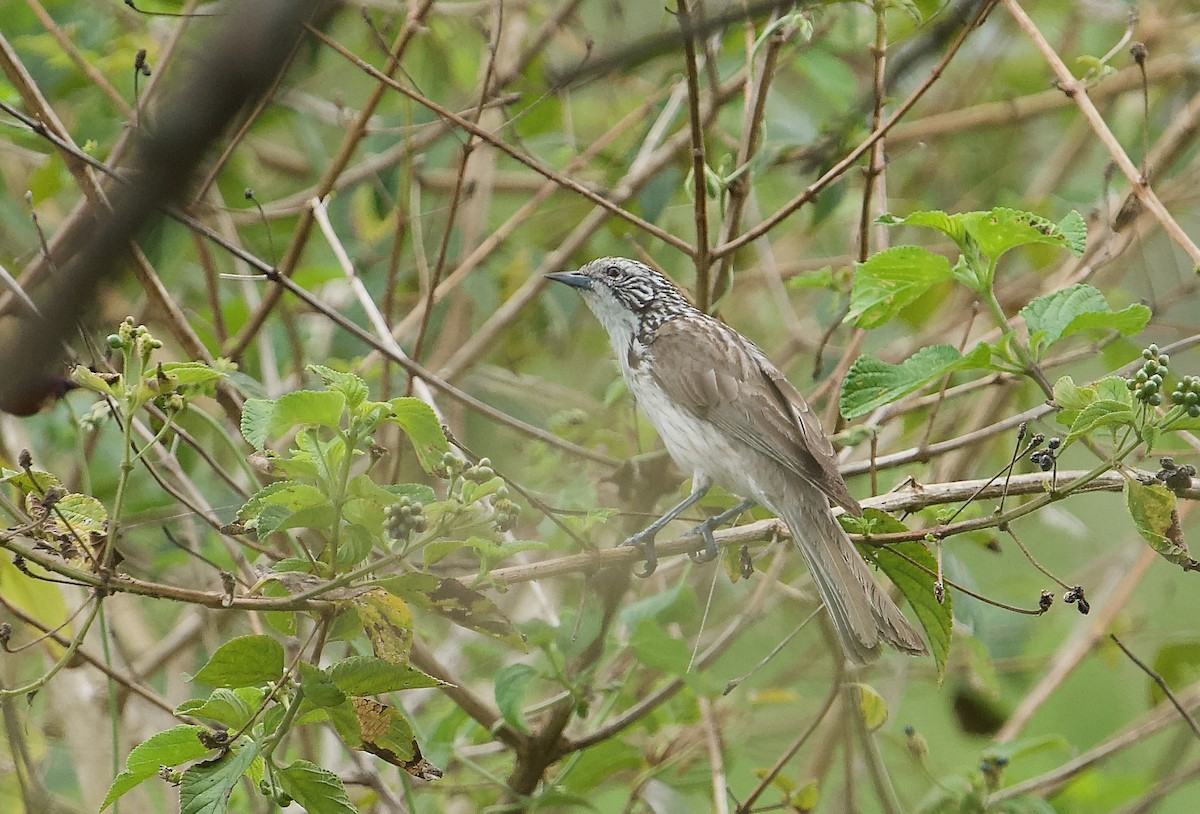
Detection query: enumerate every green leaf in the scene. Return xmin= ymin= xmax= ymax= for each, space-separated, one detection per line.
xmin=853 ymin=683 xmax=888 ymax=731
xmin=382 ymin=574 xmax=528 ymax=651
xmin=307 ymin=364 xmax=369 ymax=410
xmin=179 ymin=741 xmax=259 ymax=814
xmin=174 ymin=687 xmax=264 ymax=730
xmin=846 ymin=246 xmax=952 ymax=329
xmin=50 ymin=492 xmax=107 ymax=535
xmin=961 ymin=207 xmax=1085 ymax=262
xmin=271 ymin=390 xmax=346 ymax=434
xmin=101 ymin=726 xmax=209 ymax=811
xmin=840 ymin=344 xmax=989 ymax=419
xmin=0 ymin=467 xmax=62 ymax=496
xmin=1022 ymin=284 xmax=1151 ymax=356
xmin=327 ymin=655 xmax=445 ymax=695
xmin=159 ymin=361 xmax=226 ymax=395
xmin=857 ymin=517 xmax=951 ymax=681
xmin=630 ymin=619 xmax=691 ymax=676
xmin=277 ymin=760 xmax=358 ymax=814
xmin=1057 ymin=210 xmax=1087 ymax=255
xmin=352 ymin=590 xmax=414 ymax=665
xmin=192 ymin=635 xmax=284 ymax=688
xmin=1066 ymin=400 xmax=1135 ymax=444
xmin=234 ymin=481 xmax=336 ymax=536
xmin=387 ymin=397 xmax=450 ymax=473
xmin=878 ymin=210 xmax=966 ymax=245
xmin=494 ymin=663 xmax=539 ymax=735
xmin=239 ymin=398 xmax=273 ymax=450
xmin=1150 ymin=640 xmax=1200 ymax=705
xmin=1126 ymin=481 xmax=1199 ymax=570
xmin=1052 ymin=375 xmax=1094 ymax=413
xmin=298 ymin=663 xmax=347 ymax=709
xmin=559 ymin=740 xmax=644 ymax=795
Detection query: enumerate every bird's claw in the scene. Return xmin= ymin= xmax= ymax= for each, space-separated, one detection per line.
xmin=687 ymin=520 xmax=721 ymax=564
xmin=621 ymin=532 xmax=659 ymax=578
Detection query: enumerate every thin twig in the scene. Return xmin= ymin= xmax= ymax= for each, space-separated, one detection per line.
xmin=1001 ymin=0 xmax=1200 ymax=265
xmin=1110 ymin=634 xmax=1200 ymax=741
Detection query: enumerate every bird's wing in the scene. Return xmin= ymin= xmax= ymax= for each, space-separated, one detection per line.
xmin=647 ymin=318 xmax=862 ymax=515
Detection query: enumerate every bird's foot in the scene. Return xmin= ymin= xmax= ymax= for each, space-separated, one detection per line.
xmin=687 ymin=517 xmax=721 ymax=564
xmin=621 ymin=530 xmax=659 ymax=578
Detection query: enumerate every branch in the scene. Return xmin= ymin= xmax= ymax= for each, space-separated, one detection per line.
xmin=1001 ymin=0 xmax=1200 ymax=266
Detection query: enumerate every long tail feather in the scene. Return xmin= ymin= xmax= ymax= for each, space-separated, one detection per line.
xmin=778 ymin=492 xmax=927 ymax=665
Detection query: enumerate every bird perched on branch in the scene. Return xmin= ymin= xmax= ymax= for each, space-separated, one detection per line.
xmin=548 ymin=257 xmax=926 ymax=664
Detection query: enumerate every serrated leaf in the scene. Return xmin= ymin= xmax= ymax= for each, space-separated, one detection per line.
xmin=352 ymin=590 xmax=413 ymax=664
xmin=1022 ymin=284 xmax=1149 ymax=356
xmin=858 ymin=520 xmax=951 ymax=680
xmin=1066 ymin=399 xmax=1135 ymax=444
xmin=234 ymin=481 xmax=335 ymax=536
xmin=50 ymin=493 xmax=108 ymax=534
xmin=278 ymin=760 xmax=358 ymax=814
xmin=192 ymin=635 xmax=284 ymax=688
xmin=961 ymin=207 xmax=1085 ymax=262
xmin=0 ymin=467 xmax=62 ymax=496
xmin=387 ymin=397 xmax=450 ymax=473
xmin=328 ymin=655 xmax=445 ymax=695
xmin=101 ymin=726 xmax=209 ymax=810
xmin=239 ymin=398 xmax=273 ymax=450
xmin=307 ymin=364 xmax=369 ymax=410
xmin=1126 ymin=481 xmax=1199 ymax=570
xmin=175 ymin=687 xmax=264 ymax=730
xmin=405 ymin=577 xmax=528 ymax=651
xmin=854 ymin=683 xmax=888 ymax=731
xmin=494 ymin=663 xmax=539 ymax=735
xmin=271 ymin=389 xmax=346 ymax=434
xmin=1057 ymin=210 xmax=1087 ymax=255
xmin=840 ymin=344 xmax=989 ymax=419
xmin=179 ymin=742 xmax=259 ymax=814
xmin=846 ymin=246 xmax=952 ymax=329
xmin=298 ymin=663 xmax=347 ymax=709
xmin=1052 ymin=376 xmax=1094 ymax=412
xmin=878 ymin=210 xmax=966 ymax=244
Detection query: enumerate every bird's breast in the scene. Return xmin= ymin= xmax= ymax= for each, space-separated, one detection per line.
xmin=624 ymin=362 xmax=772 ymax=500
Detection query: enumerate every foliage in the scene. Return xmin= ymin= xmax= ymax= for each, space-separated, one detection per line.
xmin=1 ymin=2 xmax=1199 ymax=813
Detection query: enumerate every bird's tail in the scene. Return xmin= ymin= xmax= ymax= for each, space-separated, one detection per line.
xmin=779 ymin=493 xmax=927 ymax=665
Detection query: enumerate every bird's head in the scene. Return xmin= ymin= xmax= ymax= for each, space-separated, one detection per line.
xmin=547 ymin=257 xmax=693 ymax=340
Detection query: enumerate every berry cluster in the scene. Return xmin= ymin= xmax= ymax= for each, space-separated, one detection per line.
xmin=463 ymin=457 xmax=497 ymax=483
xmin=384 ymin=495 xmax=427 ymax=540
xmin=492 ymin=484 xmax=520 ymax=533
xmin=432 ymin=451 xmax=464 ymax=480
xmin=1170 ymin=374 xmax=1200 ymax=419
xmin=1127 ymin=345 xmax=1169 ymax=405
xmin=1029 ymin=437 xmax=1060 ymax=471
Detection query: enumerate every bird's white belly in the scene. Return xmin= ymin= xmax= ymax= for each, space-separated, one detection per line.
xmin=627 ymin=367 xmax=768 ymax=501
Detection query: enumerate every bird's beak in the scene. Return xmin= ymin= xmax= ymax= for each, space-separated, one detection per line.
xmin=545 ymin=271 xmax=592 ymax=290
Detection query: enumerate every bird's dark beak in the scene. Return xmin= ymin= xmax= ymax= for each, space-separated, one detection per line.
xmin=546 ymin=271 xmax=592 ymax=290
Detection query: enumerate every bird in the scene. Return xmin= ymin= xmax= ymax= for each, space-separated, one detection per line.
xmin=547 ymin=257 xmax=927 ymax=664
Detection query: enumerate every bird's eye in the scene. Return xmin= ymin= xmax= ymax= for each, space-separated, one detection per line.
xmin=603 ymin=265 xmax=620 ymax=279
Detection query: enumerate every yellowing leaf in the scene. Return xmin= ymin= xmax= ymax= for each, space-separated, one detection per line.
xmin=854 ymin=682 xmax=888 ymax=731
xmin=353 ymin=590 xmax=414 ymax=664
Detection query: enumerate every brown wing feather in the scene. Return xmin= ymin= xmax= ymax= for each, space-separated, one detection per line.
xmin=647 ymin=318 xmax=862 ymax=515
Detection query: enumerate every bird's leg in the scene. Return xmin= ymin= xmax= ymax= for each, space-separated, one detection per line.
xmin=622 ymin=485 xmax=711 ymax=578
xmin=687 ymin=499 xmax=756 ymax=564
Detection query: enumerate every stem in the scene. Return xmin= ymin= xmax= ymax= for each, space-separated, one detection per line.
xmin=325 ymin=428 xmax=360 ymax=575
xmin=0 ymin=594 xmax=102 ymax=700
xmin=980 ymin=282 xmax=1053 ymax=395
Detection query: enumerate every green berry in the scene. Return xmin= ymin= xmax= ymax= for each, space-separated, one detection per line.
xmin=106 ymin=334 xmax=123 ymax=349
xmin=1190 ymin=405 xmax=1200 ymax=419
xmin=1148 ymin=393 xmax=1162 ymax=406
